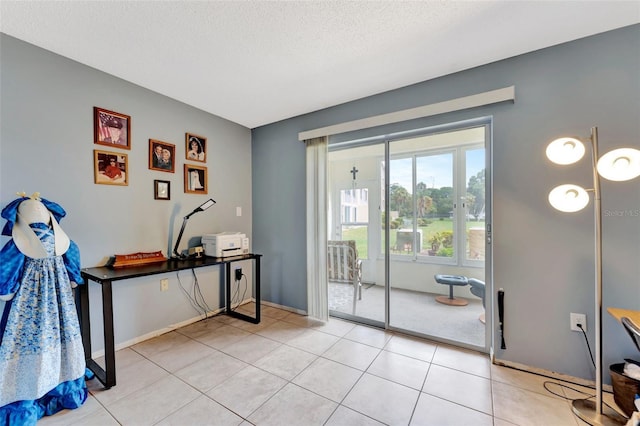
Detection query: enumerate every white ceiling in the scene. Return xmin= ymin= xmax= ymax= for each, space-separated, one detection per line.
xmin=1 ymin=1 xmax=638 ymax=129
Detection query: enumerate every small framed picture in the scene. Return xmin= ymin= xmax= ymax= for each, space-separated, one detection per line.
xmin=94 ymin=107 xmax=131 ymax=149
xmin=185 ymin=133 xmax=206 ymax=162
xmin=149 ymin=139 xmax=176 ymax=173
xmin=94 ymin=150 xmax=128 ymax=186
xmin=184 ymin=164 xmax=208 ymax=194
xmin=154 ymin=180 xmax=170 ymax=200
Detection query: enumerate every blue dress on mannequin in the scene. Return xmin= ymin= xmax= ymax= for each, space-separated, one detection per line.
xmin=0 ymin=196 xmax=87 ymax=425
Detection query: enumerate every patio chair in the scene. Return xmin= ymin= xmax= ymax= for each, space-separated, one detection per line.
xmin=327 ymin=240 xmax=362 ymax=314
xmin=468 ymin=278 xmax=486 ymax=323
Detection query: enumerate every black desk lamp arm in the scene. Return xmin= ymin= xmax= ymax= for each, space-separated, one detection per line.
xmin=172 ymin=199 xmax=216 ymax=259
xmin=172 ymin=216 xmax=190 ymax=258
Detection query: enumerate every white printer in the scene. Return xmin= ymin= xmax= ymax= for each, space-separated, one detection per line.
xmin=202 ymin=232 xmax=249 ymax=257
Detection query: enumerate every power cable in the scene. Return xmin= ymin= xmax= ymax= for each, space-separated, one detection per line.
xmin=176 ymin=270 xmax=213 ymax=318
xmin=541 ymin=323 xmax=620 ymax=417
xmin=230 ymin=272 xmax=248 ymax=312
xmin=578 ymin=323 xmax=596 ymax=368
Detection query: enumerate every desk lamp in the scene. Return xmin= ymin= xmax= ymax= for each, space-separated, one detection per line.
xmin=172 ymin=198 xmax=216 ymax=259
xmin=545 ymin=127 xmax=640 ymax=426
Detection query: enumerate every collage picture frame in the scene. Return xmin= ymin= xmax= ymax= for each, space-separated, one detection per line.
xmin=91 ymin=106 xmax=212 ymax=197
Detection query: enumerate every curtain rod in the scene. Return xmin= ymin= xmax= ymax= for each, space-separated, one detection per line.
xmin=298 ymin=86 xmax=515 ymax=141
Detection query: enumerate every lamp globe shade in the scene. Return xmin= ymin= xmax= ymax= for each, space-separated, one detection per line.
xmin=597 ymin=148 xmax=640 ymax=181
xmin=546 ymin=137 xmax=586 ymax=165
xmin=548 ymin=184 xmax=590 ymax=212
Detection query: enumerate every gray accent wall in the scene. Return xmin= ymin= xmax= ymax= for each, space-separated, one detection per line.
xmin=1 ymin=34 xmax=253 ymax=353
xmin=252 ymin=25 xmax=640 ymax=383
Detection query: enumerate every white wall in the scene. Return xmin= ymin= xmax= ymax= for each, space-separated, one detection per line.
xmin=0 ymin=34 xmax=253 ymax=353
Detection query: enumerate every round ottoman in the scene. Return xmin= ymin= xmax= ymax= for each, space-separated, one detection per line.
xmin=434 ymin=274 xmax=469 ymax=306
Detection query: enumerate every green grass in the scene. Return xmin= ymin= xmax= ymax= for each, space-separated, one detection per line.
xmin=341 ymin=226 xmax=369 ymax=257
xmin=342 ymin=218 xmax=485 ymax=258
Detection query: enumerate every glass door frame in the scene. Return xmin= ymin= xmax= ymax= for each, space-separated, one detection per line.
xmin=329 ymin=117 xmax=493 ymax=353
xmin=328 ymin=142 xmax=387 ymax=328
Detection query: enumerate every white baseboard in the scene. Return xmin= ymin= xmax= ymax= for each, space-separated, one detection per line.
xmin=492 ymin=357 xmax=613 ymax=393
xmin=90 ymin=307 xmax=226 ymax=359
xmin=89 ymin=298 xmax=297 ymax=360
xmin=261 ymin=299 xmax=307 ymax=315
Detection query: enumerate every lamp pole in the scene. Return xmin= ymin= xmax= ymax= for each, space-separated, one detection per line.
xmin=571 ymin=127 xmax=626 ymax=426
xmin=591 ymin=127 xmax=604 ymax=419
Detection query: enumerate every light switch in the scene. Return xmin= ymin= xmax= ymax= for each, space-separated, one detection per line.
xmin=236 ymin=206 xmax=242 ymax=217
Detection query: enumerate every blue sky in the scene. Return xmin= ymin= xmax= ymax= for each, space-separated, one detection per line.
xmin=390 ymin=148 xmax=484 ymax=192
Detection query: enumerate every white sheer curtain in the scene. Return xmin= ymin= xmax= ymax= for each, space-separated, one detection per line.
xmin=305 ymin=136 xmax=328 ymax=321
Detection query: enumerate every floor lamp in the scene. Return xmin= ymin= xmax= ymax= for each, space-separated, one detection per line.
xmin=545 ymin=127 xmax=640 ymax=426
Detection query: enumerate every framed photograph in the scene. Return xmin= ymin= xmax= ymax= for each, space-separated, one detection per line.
xmin=149 ymin=139 xmax=176 ymax=172
xmin=184 ymin=164 xmax=208 ymax=194
xmin=94 ymin=150 xmax=128 ymax=186
xmin=154 ymin=180 xmax=170 ymax=200
xmin=185 ymin=133 xmax=206 ymax=162
xmin=94 ymin=107 xmax=131 ymax=149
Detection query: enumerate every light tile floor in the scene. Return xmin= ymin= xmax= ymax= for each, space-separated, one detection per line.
xmin=40 ymin=304 xmax=623 ymax=425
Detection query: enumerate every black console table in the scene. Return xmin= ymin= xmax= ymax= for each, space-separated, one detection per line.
xmin=78 ymin=253 xmax=261 ymax=389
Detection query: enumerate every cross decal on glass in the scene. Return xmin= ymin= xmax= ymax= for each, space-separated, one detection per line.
xmin=350 ymin=166 xmax=359 ymax=180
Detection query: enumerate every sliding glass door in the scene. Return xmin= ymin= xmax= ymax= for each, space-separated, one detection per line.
xmin=387 ymin=126 xmax=487 ymax=348
xmin=327 ymin=120 xmax=490 ymax=351
xmin=328 ymin=142 xmax=386 ymax=326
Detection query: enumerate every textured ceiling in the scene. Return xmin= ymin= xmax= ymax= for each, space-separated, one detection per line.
xmin=1 ymin=1 xmax=638 ymax=128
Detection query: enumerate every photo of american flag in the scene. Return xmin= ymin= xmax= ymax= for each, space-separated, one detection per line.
xmin=98 ymin=112 xmax=119 ymax=141
xmin=98 ymin=113 xmax=110 ymax=141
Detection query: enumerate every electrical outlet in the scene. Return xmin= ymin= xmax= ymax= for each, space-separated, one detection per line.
xmin=570 ymin=313 xmax=586 ymax=332
xmin=235 ymin=267 xmax=242 ymax=281
xmin=160 ymin=278 xmax=169 ymax=292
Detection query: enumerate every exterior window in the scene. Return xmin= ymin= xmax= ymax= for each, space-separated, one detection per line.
xmin=465 ymin=148 xmax=486 ymax=263
xmin=383 ymin=145 xmax=484 ymax=266
xmin=340 ymin=188 xmax=369 ymax=259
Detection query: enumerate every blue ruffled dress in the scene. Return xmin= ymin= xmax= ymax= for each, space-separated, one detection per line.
xmin=0 ymin=222 xmax=87 ymax=425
